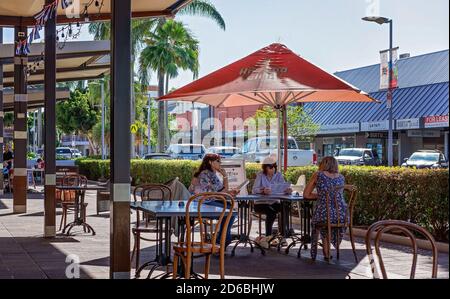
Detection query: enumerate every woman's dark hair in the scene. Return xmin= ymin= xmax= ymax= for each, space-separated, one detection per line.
xmin=262 ymin=163 xmax=277 ymax=175
xmin=194 ymin=153 xmax=221 ymax=177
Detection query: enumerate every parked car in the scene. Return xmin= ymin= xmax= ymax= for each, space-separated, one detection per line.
xmin=335 ymin=148 xmax=380 ymax=166
xmin=70 ymin=148 xmax=82 ymax=158
xmin=401 ymin=150 xmax=448 ymax=169
xmin=207 ymin=146 xmax=241 ymax=159
xmin=166 ymin=144 xmax=206 ymax=160
xmin=56 ymin=147 xmax=74 ymax=159
xmin=144 ymin=153 xmax=173 ymax=160
xmin=239 ymin=136 xmax=317 ymax=167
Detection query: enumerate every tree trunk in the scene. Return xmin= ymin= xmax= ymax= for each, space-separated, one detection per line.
xmin=157 ymin=71 xmax=166 ymax=152
xmin=164 ymin=73 xmax=170 ymax=147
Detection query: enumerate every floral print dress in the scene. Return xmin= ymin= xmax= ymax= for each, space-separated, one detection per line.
xmin=311 ymin=171 xmax=347 ymax=260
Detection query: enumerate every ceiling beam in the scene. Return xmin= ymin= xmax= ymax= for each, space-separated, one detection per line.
xmin=0 ymin=50 xmax=110 ymax=64
xmin=2 ymin=64 xmax=109 ymax=78
xmin=3 ymin=73 xmax=105 ymax=87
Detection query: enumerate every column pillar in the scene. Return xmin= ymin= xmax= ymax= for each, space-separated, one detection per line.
xmin=13 ymin=24 xmax=28 ymax=214
xmin=0 ymin=27 xmax=4 ymax=197
xmin=110 ymin=0 xmax=131 ymax=279
xmin=44 ymin=0 xmax=57 ymax=238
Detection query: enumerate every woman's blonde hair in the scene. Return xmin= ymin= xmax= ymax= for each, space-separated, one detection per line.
xmin=319 ymin=156 xmax=339 ymax=173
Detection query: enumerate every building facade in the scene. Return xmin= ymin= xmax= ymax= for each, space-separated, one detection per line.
xmin=307 ymin=50 xmax=449 ymax=165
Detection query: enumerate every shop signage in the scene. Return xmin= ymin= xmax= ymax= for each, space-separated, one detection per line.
xmin=361 ymin=120 xmax=389 ymax=132
xmin=396 ymin=118 xmax=421 ymax=130
xmin=424 ymin=115 xmax=449 ymax=128
xmin=407 ymin=130 xmax=441 ymax=138
xmin=365 ymin=132 xmax=399 ymax=139
xmin=318 ymin=123 xmax=359 ymax=135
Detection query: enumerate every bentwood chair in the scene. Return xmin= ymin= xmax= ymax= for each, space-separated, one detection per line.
xmin=365 ymin=220 xmax=438 ymax=279
xmin=131 ymin=184 xmax=172 ymax=274
xmin=172 ymin=192 xmax=235 ymax=279
xmin=311 ymin=185 xmax=358 ymax=263
xmin=57 ymin=175 xmax=88 ymax=231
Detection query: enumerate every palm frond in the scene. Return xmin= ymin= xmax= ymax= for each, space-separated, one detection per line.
xmin=179 ymin=0 xmax=226 ymax=30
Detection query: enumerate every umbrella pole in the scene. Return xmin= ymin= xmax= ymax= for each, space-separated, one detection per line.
xmin=276 ymin=108 xmax=282 ymax=168
xmin=283 ymin=105 xmax=288 ymax=173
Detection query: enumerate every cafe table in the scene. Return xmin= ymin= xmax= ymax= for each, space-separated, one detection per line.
xmin=130 ymin=200 xmax=236 ymax=279
xmin=56 ymin=185 xmax=107 ymax=236
xmin=232 ymin=194 xmax=315 ymax=256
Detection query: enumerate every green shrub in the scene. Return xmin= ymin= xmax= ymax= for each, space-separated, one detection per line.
xmin=286 ymin=166 xmax=449 ymax=242
xmin=76 ymin=159 xmax=449 ymax=241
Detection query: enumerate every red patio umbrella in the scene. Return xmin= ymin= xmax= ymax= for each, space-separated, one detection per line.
xmin=160 ymin=43 xmax=378 ymax=171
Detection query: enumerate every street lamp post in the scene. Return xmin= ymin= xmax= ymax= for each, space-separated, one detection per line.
xmin=362 ymin=16 xmax=395 ymax=166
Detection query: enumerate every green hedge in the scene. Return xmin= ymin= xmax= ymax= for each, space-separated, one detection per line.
xmin=285 ymin=166 xmax=449 ymax=242
xmin=76 ymin=159 xmax=449 ymax=241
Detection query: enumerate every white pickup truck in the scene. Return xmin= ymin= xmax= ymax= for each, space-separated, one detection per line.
xmin=239 ymin=136 xmax=317 ymax=167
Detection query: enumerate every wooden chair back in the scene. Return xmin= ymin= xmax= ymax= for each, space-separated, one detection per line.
xmin=365 ymin=220 xmax=438 ymax=279
xmin=184 ymin=192 xmax=235 ymax=257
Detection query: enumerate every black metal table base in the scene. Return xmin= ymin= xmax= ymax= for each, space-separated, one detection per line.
xmin=285 ymin=201 xmax=313 ymax=257
xmin=230 ymin=201 xmax=266 ymax=256
xmin=62 ymin=191 xmax=95 ymax=236
xmin=63 ymin=220 xmax=96 ymax=236
xmin=230 ymin=235 xmax=266 ymax=256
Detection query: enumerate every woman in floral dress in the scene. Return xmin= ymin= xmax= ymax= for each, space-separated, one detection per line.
xmin=303 ymin=156 xmax=347 ymax=261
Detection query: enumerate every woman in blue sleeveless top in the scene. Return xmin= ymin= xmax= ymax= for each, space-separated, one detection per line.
xmin=303 ymin=156 xmax=347 ymax=261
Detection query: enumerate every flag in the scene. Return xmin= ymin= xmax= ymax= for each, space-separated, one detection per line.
xmin=380 ymin=47 xmax=399 ymax=90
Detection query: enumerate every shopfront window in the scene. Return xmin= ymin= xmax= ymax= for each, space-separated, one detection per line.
xmin=366 ymin=140 xmax=384 ymax=163
xmin=322 ymin=137 xmax=355 ymax=157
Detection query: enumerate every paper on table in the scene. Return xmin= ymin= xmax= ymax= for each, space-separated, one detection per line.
xmin=269 ymin=182 xmax=291 ymax=195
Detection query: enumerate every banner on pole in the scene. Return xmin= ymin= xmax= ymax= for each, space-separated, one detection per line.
xmin=380 ymin=47 xmax=399 ymax=90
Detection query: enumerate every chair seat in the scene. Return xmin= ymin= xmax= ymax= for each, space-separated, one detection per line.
xmin=173 ymin=242 xmax=221 ymax=254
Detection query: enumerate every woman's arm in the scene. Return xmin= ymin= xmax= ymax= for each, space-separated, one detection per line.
xmin=303 ymin=172 xmax=319 ymax=199
xmin=251 ymin=173 xmax=264 ymax=194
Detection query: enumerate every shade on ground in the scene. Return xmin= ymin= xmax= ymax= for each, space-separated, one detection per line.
xmin=0 ymin=189 xmax=447 ymax=279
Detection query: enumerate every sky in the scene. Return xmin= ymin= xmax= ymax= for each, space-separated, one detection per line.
xmin=1 ymin=0 xmax=449 ymax=90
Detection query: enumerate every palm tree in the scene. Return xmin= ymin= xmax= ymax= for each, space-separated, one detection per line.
xmin=138 ymin=20 xmax=199 ymax=152
xmin=88 ymin=0 xmax=226 ymax=152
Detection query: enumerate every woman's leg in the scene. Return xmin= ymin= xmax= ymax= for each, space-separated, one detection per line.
xmin=254 ymin=204 xmax=274 ymax=236
xmin=310 ymin=225 xmax=320 ymax=261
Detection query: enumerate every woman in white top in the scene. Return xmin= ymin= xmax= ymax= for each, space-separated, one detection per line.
xmin=252 ymin=156 xmax=291 ymax=240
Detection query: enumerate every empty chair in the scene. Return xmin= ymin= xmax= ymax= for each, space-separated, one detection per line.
xmin=365 ymin=220 xmax=438 ymax=279
xmin=131 ymin=183 xmax=172 ymax=276
xmin=172 ymin=192 xmax=235 ymax=279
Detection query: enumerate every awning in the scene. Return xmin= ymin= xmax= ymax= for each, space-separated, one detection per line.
xmin=0 ymin=0 xmax=192 ymax=25
xmin=2 ymin=86 xmax=70 ymax=111
xmin=1 ymin=40 xmax=110 ymax=87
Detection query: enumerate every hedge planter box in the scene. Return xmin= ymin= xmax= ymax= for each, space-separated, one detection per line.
xmin=75 ymin=159 xmax=449 ymax=242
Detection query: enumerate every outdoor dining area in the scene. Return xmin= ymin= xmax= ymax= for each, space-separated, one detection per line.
xmin=0 ymin=0 xmax=448 ymax=281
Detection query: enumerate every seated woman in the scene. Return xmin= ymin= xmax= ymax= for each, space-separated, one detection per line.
xmin=303 ymin=156 xmax=347 ymax=261
xmin=189 ymin=153 xmax=238 ymax=245
xmin=252 ymin=156 xmax=291 ymax=248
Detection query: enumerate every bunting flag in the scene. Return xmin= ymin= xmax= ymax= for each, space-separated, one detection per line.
xmin=61 ymin=0 xmax=71 ymax=9
xmin=19 ymin=0 xmax=61 ymax=55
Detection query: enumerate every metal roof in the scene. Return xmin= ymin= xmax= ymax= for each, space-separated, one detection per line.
xmin=306 ymin=82 xmax=449 ymax=125
xmin=335 ymin=49 xmax=449 ymax=93
xmin=305 ymin=50 xmax=449 ymax=126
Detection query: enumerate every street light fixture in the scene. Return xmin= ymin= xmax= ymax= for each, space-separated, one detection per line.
xmin=362 ymin=16 xmax=395 ymax=166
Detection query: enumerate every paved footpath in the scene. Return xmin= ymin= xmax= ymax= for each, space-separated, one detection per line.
xmin=0 ymin=190 xmax=448 ymax=279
